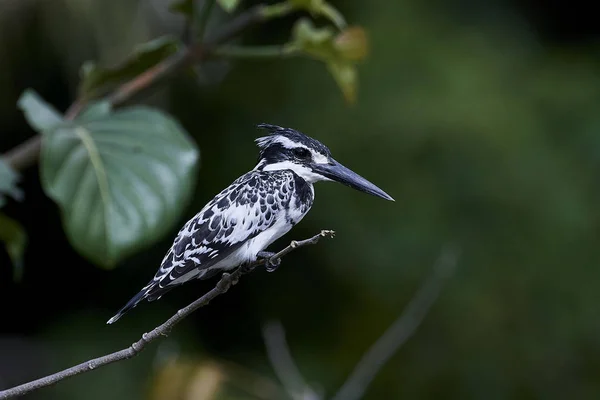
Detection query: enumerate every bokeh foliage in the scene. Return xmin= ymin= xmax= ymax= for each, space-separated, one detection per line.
xmin=2 ymin=0 xmax=362 ymax=270
xmin=2 ymin=0 xmax=600 ymax=399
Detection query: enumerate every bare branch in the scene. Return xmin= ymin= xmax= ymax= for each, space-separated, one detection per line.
xmin=0 ymin=230 xmax=334 ymax=400
xmin=268 ymin=230 xmax=335 ymax=265
xmin=330 ymin=245 xmax=460 ymax=400
xmin=263 ymin=321 xmax=320 ymax=400
xmin=1 ymin=137 xmax=42 ymax=172
xmin=2 ymin=4 xmax=268 ymax=171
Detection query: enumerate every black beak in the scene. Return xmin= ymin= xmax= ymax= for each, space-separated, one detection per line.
xmin=313 ymin=159 xmax=395 ymax=201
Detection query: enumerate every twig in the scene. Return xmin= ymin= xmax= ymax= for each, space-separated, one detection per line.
xmin=1 ymin=4 xmax=268 ymax=171
xmin=263 ymin=321 xmax=320 ymax=400
xmin=2 ymin=137 xmax=42 ymax=172
xmin=0 ymin=230 xmax=335 ymax=400
xmin=212 ymin=45 xmax=298 ymax=59
xmin=103 ymin=3 xmax=267 ymax=108
xmin=330 ymin=245 xmax=460 ymax=400
xmin=267 ymin=230 xmax=334 ymax=265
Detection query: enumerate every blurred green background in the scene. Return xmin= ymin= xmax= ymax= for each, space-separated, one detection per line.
xmin=3 ymin=0 xmax=600 ymax=399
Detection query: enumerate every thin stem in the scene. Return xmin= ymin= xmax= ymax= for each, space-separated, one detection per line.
xmin=260 ymin=1 xmax=296 ymax=19
xmin=2 ymin=137 xmax=42 ymax=172
xmin=0 ymin=274 xmax=235 ymax=400
xmin=263 ymin=321 xmax=320 ymax=400
xmin=270 ymin=230 xmax=334 ymax=263
xmin=320 ymin=3 xmax=347 ymax=30
xmin=213 ymin=44 xmax=299 ymax=59
xmin=0 ymin=230 xmax=334 ymax=400
xmin=1 ymin=3 xmax=269 ymax=171
xmin=107 ymin=49 xmax=191 ymax=106
xmin=330 ymin=245 xmax=460 ymax=400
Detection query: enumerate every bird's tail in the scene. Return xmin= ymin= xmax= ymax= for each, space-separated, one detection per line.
xmin=106 ymin=283 xmax=153 ymax=324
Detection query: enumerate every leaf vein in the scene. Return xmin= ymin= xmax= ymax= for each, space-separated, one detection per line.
xmin=74 ymin=126 xmax=112 ymax=261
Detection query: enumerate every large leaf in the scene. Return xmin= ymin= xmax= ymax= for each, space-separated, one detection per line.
xmin=78 ymin=36 xmax=182 ymax=98
xmin=0 ymin=160 xmax=24 ymax=208
xmin=18 ymin=90 xmax=200 ymax=267
xmin=17 ymin=89 xmax=63 ymax=131
xmin=0 ymin=213 xmax=27 ymax=281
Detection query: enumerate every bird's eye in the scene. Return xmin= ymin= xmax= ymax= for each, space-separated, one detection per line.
xmin=293 ymin=148 xmax=311 ymax=159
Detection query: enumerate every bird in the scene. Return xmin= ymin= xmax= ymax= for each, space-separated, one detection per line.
xmin=107 ymin=123 xmax=394 ymax=324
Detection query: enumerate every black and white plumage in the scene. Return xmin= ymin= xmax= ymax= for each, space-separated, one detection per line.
xmin=107 ymin=123 xmax=393 ymax=324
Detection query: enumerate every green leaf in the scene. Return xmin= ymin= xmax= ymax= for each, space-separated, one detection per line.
xmin=0 ymin=213 xmax=27 ymax=281
xmin=18 ymin=91 xmax=200 ymax=268
xmin=327 ymin=61 xmax=357 ymax=104
xmin=78 ymin=100 xmax=112 ymax=120
xmin=45 ymin=106 xmax=199 ymax=268
xmin=217 ymin=0 xmax=240 ymax=13
xmin=291 ymin=19 xmax=368 ymax=63
xmin=0 ymin=160 xmax=24 ymax=208
xmin=289 ymin=0 xmax=346 ymax=29
xmin=289 ymin=20 xmax=367 ymax=103
xmin=78 ymin=36 xmax=182 ymax=98
xmin=291 ymin=18 xmax=336 ymax=60
xmin=17 ymin=89 xmax=63 ymax=132
xmin=333 ymin=26 xmax=368 ymax=61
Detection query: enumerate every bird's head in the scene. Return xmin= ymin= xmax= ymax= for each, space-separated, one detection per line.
xmin=254 ymin=123 xmax=394 ymax=201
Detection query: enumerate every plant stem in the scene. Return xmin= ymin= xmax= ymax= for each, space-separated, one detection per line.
xmin=260 ymin=1 xmax=295 ymax=19
xmin=320 ymin=3 xmax=347 ymax=30
xmin=1 ymin=137 xmax=42 ymax=172
xmin=213 ymin=44 xmax=298 ymax=59
xmin=330 ymin=245 xmax=460 ymax=400
xmin=1 ymin=4 xmax=270 ymax=172
xmin=0 ymin=230 xmax=334 ymax=400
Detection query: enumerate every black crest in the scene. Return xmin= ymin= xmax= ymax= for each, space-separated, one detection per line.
xmin=255 ymin=123 xmax=331 ymax=158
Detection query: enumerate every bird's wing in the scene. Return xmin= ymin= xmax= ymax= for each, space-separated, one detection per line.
xmin=144 ymin=170 xmax=297 ymax=298
xmin=106 ymin=169 xmax=314 ymax=324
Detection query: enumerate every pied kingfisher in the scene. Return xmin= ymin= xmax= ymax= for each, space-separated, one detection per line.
xmin=107 ymin=124 xmax=393 ymax=324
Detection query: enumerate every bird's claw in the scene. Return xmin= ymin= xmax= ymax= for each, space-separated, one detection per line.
xmin=321 ymin=229 xmax=335 ymax=238
xmin=265 ymin=257 xmax=281 ymax=272
xmin=257 ymin=251 xmax=281 ymax=272
xmin=240 ymin=264 xmax=255 ymax=274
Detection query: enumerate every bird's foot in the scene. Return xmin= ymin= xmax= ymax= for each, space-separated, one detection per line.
xmin=221 ymin=272 xmax=238 ymax=287
xmin=240 ymin=263 xmax=256 ymax=274
xmin=257 ymin=251 xmax=281 ymax=272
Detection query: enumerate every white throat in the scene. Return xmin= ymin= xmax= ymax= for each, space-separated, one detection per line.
xmin=260 ymin=160 xmax=330 ymax=184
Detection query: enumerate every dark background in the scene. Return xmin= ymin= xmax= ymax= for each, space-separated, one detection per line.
xmin=2 ymin=0 xmax=600 ymax=398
